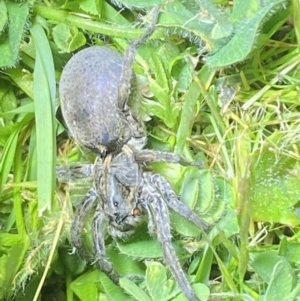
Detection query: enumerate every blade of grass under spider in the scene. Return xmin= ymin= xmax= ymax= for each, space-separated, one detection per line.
xmin=30 ymin=22 xmax=56 ymax=213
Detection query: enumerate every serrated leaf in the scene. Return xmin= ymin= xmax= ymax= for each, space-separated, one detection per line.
xmin=159 ymin=0 xmax=230 ymax=50
xmin=206 ymin=0 xmax=287 ymax=67
xmin=0 ymin=2 xmax=29 ymax=68
xmin=107 ymin=244 xmax=144 ymax=276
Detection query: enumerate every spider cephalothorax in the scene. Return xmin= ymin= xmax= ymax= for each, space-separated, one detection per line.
xmin=58 ymin=6 xmax=208 ymax=301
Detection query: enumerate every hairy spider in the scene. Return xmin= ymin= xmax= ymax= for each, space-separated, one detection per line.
xmin=58 ymin=6 xmax=209 ymax=301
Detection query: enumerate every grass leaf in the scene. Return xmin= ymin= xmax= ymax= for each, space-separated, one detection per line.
xmin=30 ymin=22 xmax=56 ymax=213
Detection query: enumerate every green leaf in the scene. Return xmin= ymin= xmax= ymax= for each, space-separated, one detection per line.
xmin=5 ymin=68 xmax=34 ymax=99
xmin=116 ymin=239 xmax=164 ymax=259
xmin=264 ymin=260 xmax=296 ymax=301
xmin=0 ymin=1 xmax=29 ymax=68
xmin=175 ymin=80 xmax=201 ymax=154
xmin=0 ymin=1 xmax=7 ymax=33
xmin=52 ymin=23 xmax=86 ymax=53
xmin=98 ymin=272 xmax=134 ymax=301
xmin=30 ymin=22 xmax=56 ymax=213
xmin=250 ymin=146 xmax=300 ymax=226
xmin=151 ymin=53 xmax=170 ymax=95
xmin=159 ymin=0 xmax=232 ymax=49
xmin=120 ymin=278 xmax=152 ymax=301
xmin=79 ymin=0 xmax=102 ymax=15
xmin=0 ymin=101 xmax=35 ymax=117
xmin=250 ymin=251 xmax=282 ymax=283
xmin=206 ymin=0 xmax=287 ymax=67
xmin=145 ymin=261 xmax=176 ymax=301
xmin=70 ymin=270 xmax=100 ymax=301
xmin=0 ymin=238 xmax=30 ymax=299
xmin=107 ymin=244 xmax=144 ymax=276
xmin=173 ymin=283 xmax=210 ymax=301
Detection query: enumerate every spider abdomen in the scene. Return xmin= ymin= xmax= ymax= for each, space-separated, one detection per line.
xmin=59 ymin=46 xmax=132 ymax=153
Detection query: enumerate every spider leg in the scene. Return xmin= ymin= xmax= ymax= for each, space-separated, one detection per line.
xmin=144 ymin=172 xmax=209 ymax=231
xmin=70 ymin=188 xmax=98 ymax=261
xmin=117 ymin=6 xmax=160 ymax=110
xmin=135 ymin=149 xmax=203 ymax=167
xmin=140 ymin=183 xmax=202 ymax=301
xmin=56 ymin=164 xmax=94 ymax=181
xmin=92 ymin=209 xmax=120 ymax=283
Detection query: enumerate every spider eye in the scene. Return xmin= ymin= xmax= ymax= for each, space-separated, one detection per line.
xmin=113 ymin=201 xmax=118 ymax=207
xmin=133 ymin=207 xmax=140 ymax=216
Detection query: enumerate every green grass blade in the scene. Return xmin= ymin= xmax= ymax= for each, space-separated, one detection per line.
xmin=30 ymin=22 xmax=56 ymax=213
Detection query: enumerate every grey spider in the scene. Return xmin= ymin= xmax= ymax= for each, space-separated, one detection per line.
xmin=58 ymin=6 xmax=209 ymax=301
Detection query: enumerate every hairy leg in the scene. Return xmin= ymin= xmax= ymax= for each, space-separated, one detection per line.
xmin=92 ymin=209 xmax=120 ymax=283
xmin=56 ymin=164 xmax=94 ymax=181
xmin=135 ymin=149 xmax=203 ymax=167
xmin=144 ymin=172 xmax=209 ymax=231
xmin=140 ymin=183 xmax=202 ymax=301
xmin=70 ymin=188 xmax=98 ymax=261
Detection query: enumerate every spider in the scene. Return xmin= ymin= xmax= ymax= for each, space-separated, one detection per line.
xmin=58 ymin=6 xmax=209 ymax=301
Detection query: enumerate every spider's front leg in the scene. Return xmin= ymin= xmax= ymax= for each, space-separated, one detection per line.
xmin=139 ymin=181 xmax=202 ymax=301
xmin=143 ymin=172 xmax=209 ymax=231
xmin=70 ymin=156 xmax=103 ymax=262
xmin=56 ymin=164 xmax=94 ymax=182
xmin=135 ymin=149 xmax=203 ymax=167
